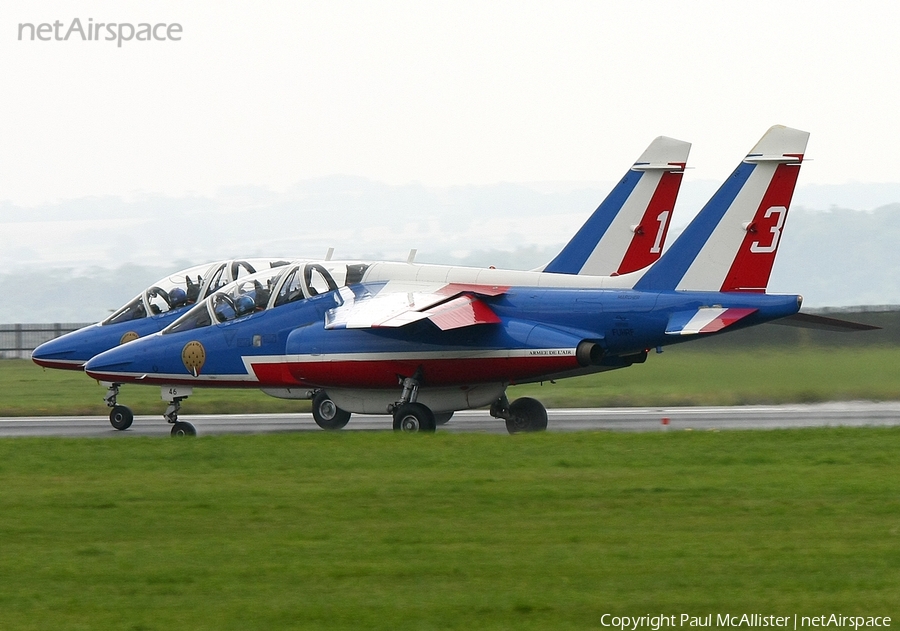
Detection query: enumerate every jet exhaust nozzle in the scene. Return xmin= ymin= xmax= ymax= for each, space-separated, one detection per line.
xmin=576 ymin=340 xmax=605 ymax=367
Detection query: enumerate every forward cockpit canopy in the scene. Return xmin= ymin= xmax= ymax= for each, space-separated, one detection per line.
xmin=102 ymin=259 xmax=289 ymax=326
xmin=163 ymin=261 xmax=368 ymax=334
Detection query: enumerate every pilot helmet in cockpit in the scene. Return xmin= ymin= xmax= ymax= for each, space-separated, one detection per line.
xmin=169 ymin=287 xmax=188 ymax=309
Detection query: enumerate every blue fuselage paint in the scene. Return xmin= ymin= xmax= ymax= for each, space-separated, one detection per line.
xmin=31 ymin=308 xmax=192 ymax=369
xmin=84 ymin=284 xmax=801 ymax=389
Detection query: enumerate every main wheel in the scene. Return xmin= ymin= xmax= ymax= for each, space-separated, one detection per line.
xmin=433 ymin=411 xmax=454 ymax=425
xmin=109 ymin=405 xmax=134 ymax=430
xmin=170 ymin=421 xmax=197 ymax=437
xmin=505 ymin=397 xmax=548 ymax=434
xmin=393 ymin=403 xmax=436 ymax=433
xmin=312 ymin=391 xmax=351 ymax=430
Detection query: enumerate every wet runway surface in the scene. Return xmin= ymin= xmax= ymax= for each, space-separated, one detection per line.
xmin=2 ymin=401 xmax=900 ymax=437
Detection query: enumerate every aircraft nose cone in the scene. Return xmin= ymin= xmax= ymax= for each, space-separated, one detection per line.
xmin=31 ymin=336 xmax=83 ymax=370
xmin=84 ymin=347 xmax=136 ymax=380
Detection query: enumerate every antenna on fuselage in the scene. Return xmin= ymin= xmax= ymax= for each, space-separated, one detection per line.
xmin=325 ymin=247 xmax=334 ymax=261
xmin=407 ymin=249 xmax=417 ymax=264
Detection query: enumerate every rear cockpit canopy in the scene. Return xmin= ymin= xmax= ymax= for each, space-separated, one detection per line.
xmin=101 ymin=259 xmax=290 ymax=326
xmin=163 ymin=261 xmax=367 ymax=334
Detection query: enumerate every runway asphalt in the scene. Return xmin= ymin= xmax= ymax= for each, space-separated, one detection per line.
xmin=1 ymin=401 xmax=900 ymax=437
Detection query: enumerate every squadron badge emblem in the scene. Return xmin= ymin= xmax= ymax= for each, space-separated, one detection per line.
xmin=181 ymin=341 xmax=206 ymax=377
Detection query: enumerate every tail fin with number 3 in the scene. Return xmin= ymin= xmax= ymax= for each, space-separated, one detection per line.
xmin=634 ymin=125 xmax=809 ymax=293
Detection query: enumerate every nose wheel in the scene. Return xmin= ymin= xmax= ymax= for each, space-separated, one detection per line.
xmin=109 ymin=405 xmax=134 ymax=431
xmin=104 ymin=384 xmax=134 ymax=431
xmin=162 ymin=387 xmax=195 ymax=437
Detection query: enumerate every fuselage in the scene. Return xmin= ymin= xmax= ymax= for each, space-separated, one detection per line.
xmin=84 ymin=283 xmax=801 ymax=391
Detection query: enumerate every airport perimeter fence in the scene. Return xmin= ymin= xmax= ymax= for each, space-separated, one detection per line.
xmin=0 ymin=323 xmax=93 ymax=359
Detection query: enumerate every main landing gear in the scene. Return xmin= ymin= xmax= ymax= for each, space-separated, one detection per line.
xmin=490 ymin=394 xmax=548 ymax=434
xmin=104 ymin=383 xmax=134 ymax=431
xmin=386 ymin=369 xmax=548 ymax=434
xmin=311 ymin=391 xmax=351 ymax=430
xmin=389 ymin=369 xmax=436 ymax=433
xmin=393 ymin=402 xmax=436 ymax=432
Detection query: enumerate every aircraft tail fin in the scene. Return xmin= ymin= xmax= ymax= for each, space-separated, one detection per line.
xmin=634 ymin=125 xmax=809 ymax=293
xmin=543 ymin=136 xmax=689 ymax=276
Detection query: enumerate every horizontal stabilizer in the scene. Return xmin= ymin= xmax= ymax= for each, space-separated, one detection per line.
xmin=769 ymin=313 xmax=881 ymax=332
xmin=666 ymin=307 xmax=757 ymax=336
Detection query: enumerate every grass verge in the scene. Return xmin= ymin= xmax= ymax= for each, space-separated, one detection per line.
xmin=0 ymin=429 xmax=898 ymax=629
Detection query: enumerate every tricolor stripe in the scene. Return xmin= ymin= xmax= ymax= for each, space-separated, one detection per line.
xmin=544 ymin=136 xmax=690 ymax=276
xmin=665 ymin=307 xmax=757 ymax=335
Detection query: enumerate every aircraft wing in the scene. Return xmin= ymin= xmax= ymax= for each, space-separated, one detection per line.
xmin=325 ymin=281 xmax=506 ymax=331
xmin=665 ymin=307 xmax=757 ymax=335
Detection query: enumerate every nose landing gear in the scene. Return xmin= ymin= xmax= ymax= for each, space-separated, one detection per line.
xmin=104 ymin=383 xmax=134 ymax=431
xmin=163 ymin=387 xmax=195 ymax=437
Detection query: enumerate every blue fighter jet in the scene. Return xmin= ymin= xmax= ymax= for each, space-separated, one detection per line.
xmin=84 ymin=126 xmax=872 ymax=436
xmin=37 ymin=136 xmax=691 ymax=430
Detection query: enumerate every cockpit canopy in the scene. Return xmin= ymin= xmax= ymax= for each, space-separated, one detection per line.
xmin=163 ymin=261 xmax=368 ymax=335
xmin=102 ymin=259 xmax=290 ymax=326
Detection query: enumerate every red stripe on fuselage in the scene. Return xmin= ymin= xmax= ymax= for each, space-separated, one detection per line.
xmin=252 ymin=354 xmax=583 ymax=389
xmin=87 ymin=353 xmax=584 ymax=390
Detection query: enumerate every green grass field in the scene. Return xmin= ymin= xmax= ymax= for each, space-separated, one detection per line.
xmin=5 ymin=344 xmax=900 ymax=417
xmin=0 ymin=430 xmax=898 ymax=629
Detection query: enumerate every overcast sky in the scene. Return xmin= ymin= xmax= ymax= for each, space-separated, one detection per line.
xmin=3 ymin=1 xmax=900 ymax=206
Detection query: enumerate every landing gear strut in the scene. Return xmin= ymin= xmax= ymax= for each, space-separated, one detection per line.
xmin=491 ymin=394 xmax=548 ymax=434
xmin=163 ymin=387 xmax=195 ymax=437
xmin=104 ymin=383 xmax=134 ymax=431
xmin=389 ymin=368 xmax=436 ymax=433
xmin=312 ymin=391 xmax=351 ymax=430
